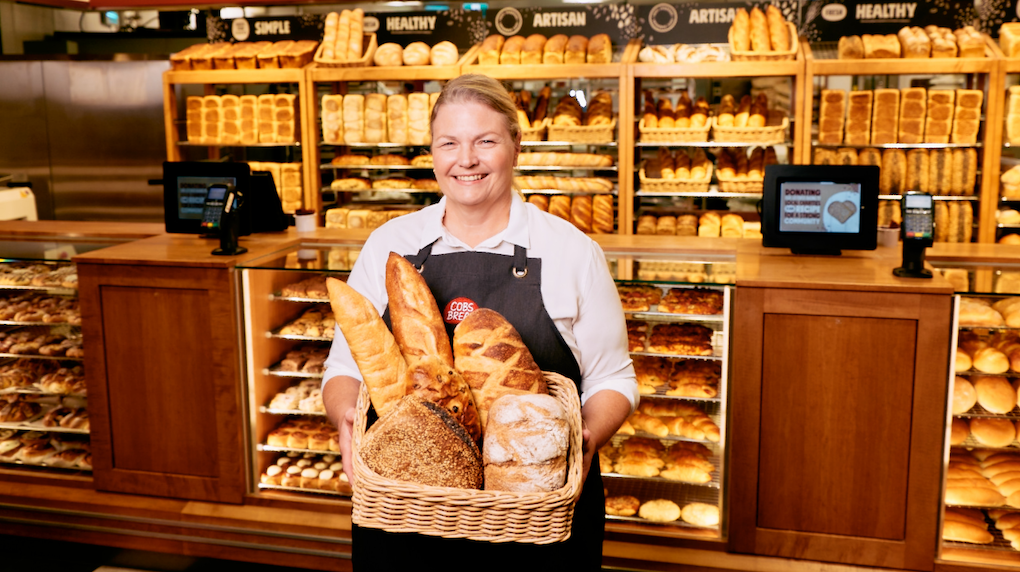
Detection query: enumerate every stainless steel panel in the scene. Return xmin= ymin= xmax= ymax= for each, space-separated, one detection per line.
xmin=0 ymin=62 xmax=53 ymax=218
xmin=41 ymin=60 xmax=169 ymax=222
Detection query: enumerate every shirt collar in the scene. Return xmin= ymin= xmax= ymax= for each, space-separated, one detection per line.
xmin=418 ymin=196 xmax=531 ymax=251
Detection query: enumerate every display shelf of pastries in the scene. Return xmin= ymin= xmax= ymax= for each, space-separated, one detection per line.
xmin=175 ymin=140 xmax=301 ymax=148
xmin=602 ymin=437 xmax=720 ymax=484
xmin=632 ymin=187 xmax=762 ymax=199
xmin=1 ymin=360 xmax=86 ymax=396
xmin=632 ymin=357 xmax=722 ymax=401
xmin=0 ymin=292 xmax=81 ymax=326
xmin=310 ymin=33 xmax=478 ymax=82
xmin=263 ymin=379 xmax=325 ymax=415
xmin=803 ymin=35 xmax=997 ymax=76
xmin=268 ymin=308 xmax=336 ymax=341
xmin=0 ymin=429 xmax=91 ymax=472
xmin=0 ymin=262 xmax=77 ymax=292
xmin=0 ymin=327 xmax=84 ymax=361
xmin=0 ymin=399 xmax=89 ymax=435
xmin=520 ymin=140 xmax=618 ymax=148
xmin=603 ymin=457 xmax=722 ymax=529
xmin=258 ymin=451 xmax=351 ymax=496
xmin=461 ymin=34 xmax=638 ymax=80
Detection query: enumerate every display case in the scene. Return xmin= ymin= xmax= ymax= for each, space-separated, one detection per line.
xmin=238 ymin=242 xmax=359 ymax=500
xmin=601 ymin=248 xmax=734 ymax=539
xmin=993 ymin=41 xmax=1020 ymax=246
xmin=929 ymin=254 xmax=1020 ymax=569
xmin=801 ymin=36 xmax=1002 ymax=244
xmin=0 ymin=236 xmax=125 ymax=479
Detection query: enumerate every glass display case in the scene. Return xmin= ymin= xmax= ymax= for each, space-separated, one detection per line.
xmin=0 ymin=236 xmax=124 ymax=477
xmin=931 ymin=256 xmax=1020 ymax=567
xmin=238 ymin=242 xmax=734 ymax=539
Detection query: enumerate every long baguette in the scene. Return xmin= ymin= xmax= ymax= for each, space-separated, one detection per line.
xmin=325 ymin=277 xmax=408 ymax=417
xmin=386 ymin=252 xmax=481 ymax=443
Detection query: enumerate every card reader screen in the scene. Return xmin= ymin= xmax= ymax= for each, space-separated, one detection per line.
xmin=178 ymin=176 xmax=235 ymax=220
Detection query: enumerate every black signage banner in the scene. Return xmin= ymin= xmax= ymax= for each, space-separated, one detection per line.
xmin=484 ymin=5 xmax=638 ymax=44
xmin=636 ymin=1 xmax=799 ymax=45
xmin=209 ymin=15 xmax=324 ymax=43
xmin=799 ymin=0 xmax=972 ymax=41
xmin=365 ymin=9 xmax=486 ymax=49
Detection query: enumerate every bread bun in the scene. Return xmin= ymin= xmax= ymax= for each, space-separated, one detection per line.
xmin=975 ymin=376 xmax=1018 ymax=413
xmin=402 ymin=41 xmax=431 ymax=65
xmin=430 ymin=41 xmax=458 ymax=66
xmin=482 ymin=393 xmax=569 ymax=492
xmin=970 ymin=417 xmax=1016 ymax=447
xmin=951 ymin=418 xmax=969 ymax=445
xmin=953 ymin=376 xmax=978 ymax=414
xmin=975 ymin=347 xmax=1011 ymax=374
xmin=680 ymin=502 xmax=719 ymax=527
xmin=956 ymin=349 xmax=973 ymax=372
xmin=361 ymin=395 xmax=483 ymax=489
xmin=373 ymin=43 xmax=403 ymax=67
xmin=943 ymin=520 xmax=994 ymax=544
xmin=639 ymin=499 xmax=681 ymax=522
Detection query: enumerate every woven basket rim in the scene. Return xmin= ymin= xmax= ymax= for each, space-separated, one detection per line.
xmin=547 ymin=117 xmax=617 ymax=134
xmin=710 ymin=116 xmax=789 ymax=142
xmin=728 ymin=22 xmax=798 ymax=60
xmin=351 ymin=371 xmax=583 ymax=543
xmin=313 ymin=33 xmax=378 ymax=68
xmin=637 ymin=117 xmax=712 ymax=135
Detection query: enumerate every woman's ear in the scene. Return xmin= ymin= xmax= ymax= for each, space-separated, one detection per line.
xmin=513 ymin=131 xmax=523 ymax=167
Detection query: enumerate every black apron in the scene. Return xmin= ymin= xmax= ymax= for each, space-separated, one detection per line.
xmin=352 ymin=242 xmax=605 ymax=571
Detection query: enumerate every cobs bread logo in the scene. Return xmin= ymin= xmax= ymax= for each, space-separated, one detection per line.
xmin=821 ymin=4 xmax=848 ymax=21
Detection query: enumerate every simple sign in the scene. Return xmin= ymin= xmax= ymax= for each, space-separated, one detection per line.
xmin=209 ymin=15 xmax=324 ymax=43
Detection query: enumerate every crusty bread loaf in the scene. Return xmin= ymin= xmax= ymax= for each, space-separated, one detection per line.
xmin=1003 ymin=23 xmax=1020 ymax=58
xmin=430 ymin=41 xmax=459 ymax=66
xmin=521 ymin=34 xmax=547 ymax=65
xmin=863 ymin=34 xmax=901 ymax=58
xmin=839 ymin=35 xmax=864 ymax=59
xmin=880 ymin=148 xmax=906 ymax=195
xmin=730 ymin=9 xmax=751 ymax=52
xmin=386 ymin=253 xmax=480 ymax=443
xmin=543 ymin=34 xmax=568 ymax=64
xmin=749 ymin=7 xmax=770 ymax=52
xmin=325 ymin=277 xmax=408 ymax=417
xmin=361 ymin=395 xmax=483 ymax=489
xmin=479 ymin=34 xmax=504 ymax=65
xmin=818 ymin=90 xmax=846 ymax=145
xmin=905 ymin=149 xmax=929 ymax=193
xmin=975 ymin=376 xmax=1018 ymax=414
xmin=871 ymin=89 xmax=899 ymax=145
xmin=565 ymin=35 xmax=588 ymax=64
xmin=765 ymin=5 xmax=789 ymax=52
xmin=483 ymin=393 xmax=569 ymax=492
xmin=453 ymin=308 xmax=547 ymax=430
xmin=500 ymin=35 xmax=525 ymax=65
xmin=952 ymin=89 xmax=983 ymax=145
xmin=587 ymin=33 xmax=612 ymax=63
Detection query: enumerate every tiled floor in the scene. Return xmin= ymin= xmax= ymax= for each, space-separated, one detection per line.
xmin=0 ymin=534 xmax=320 ymax=572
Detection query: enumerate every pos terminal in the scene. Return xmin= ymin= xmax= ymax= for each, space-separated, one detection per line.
xmin=893 ymin=192 xmax=934 ymax=279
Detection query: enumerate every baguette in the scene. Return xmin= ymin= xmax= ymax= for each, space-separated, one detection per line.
xmin=325 ymin=277 xmax=408 ymax=417
xmin=749 ymin=7 xmax=771 ymax=52
xmin=765 ymin=5 xmax=789 ymax=51
xmin=386 ymin=253 xmax=481 ymax=443
xmin=731 ymin=9 xmax=751 ymax=52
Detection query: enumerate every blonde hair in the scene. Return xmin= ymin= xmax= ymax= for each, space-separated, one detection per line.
xmin=430 ymin=74 xmax=524 ymax=200
xmin=430 ymin=74 xmax=522 ymax=147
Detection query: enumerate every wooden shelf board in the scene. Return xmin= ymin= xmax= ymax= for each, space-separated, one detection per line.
xmin=165 ymin=68 xmax=306 ymax=85
xmin=633 ymin=59 xmax=802 ymax=79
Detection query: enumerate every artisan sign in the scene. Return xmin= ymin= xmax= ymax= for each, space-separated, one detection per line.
xmin=485 ymin=6 xmax=635 ymax=44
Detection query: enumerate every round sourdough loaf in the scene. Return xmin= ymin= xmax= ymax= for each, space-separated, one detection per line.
xmin=482 ymin=393 xmax=568 ymax=493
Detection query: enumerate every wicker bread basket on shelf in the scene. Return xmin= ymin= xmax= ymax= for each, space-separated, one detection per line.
xmin=711 ymin=115 xmax=788 ymax=144
xmin=716 ymin=177 xmax=764 ymax=193
xmin=547 ymin=118 xmax=617 ymax=144
xmin=728 ymin=21 xmax=798 ymax=61
xmin=313 ymin=34 xmax=378 ymax=68
xmin=638 ymin=117 xmax=711 ymax=143
xmin=638 ymin=163 xmax=713 ymax=193
xmin=522 ymin=118 xmax=550 ymax=142
xmin=351 ymin=371 xmax=584 ymax=544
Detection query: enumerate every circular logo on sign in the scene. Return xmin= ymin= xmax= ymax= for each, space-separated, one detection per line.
xmin=495 ymin=7 xmax=523 ymax=37
xmin=444 ymin=297 xmax=478 ymax=325
xmin=648 ymin=3 xmax=679 ymax=34
xmin=821 ymin=4 xmax=847 ymax=22
xmin=231 ymin=18 xmax=250 ymax=42
xmin=363 ymin=16 xmax=380 ymax=33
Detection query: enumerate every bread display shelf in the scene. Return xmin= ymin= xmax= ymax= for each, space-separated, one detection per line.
xmin=635 ymin=140 xmax=787 ymax=148
xmin=880 ymin=194 xmax=979 ymax=202
xmin=323 ymin=164 xmax=431 ymax=171
xmin=0 ymin=386 xmax=85 ymax=399
xmin=515 ymin=166 xmax=619 ymax=172
xmin=804 ymin=40 xmax=998 ymax=74
xmin=634 ymin=188 xmax=762 ymax=199
xmin=264 ymin=366 xmax=324 ymax=379
xmin=613 ymin=429 xmax=722 ymax=450
xmin=606 ymin=513 xmax=720 ymax=531
xmin=164 ymin=68 xmax=306 ymax=85
xmin=730 ymin=21 xmax=798 ymax=62
xmin=258 ymin=406 xmax=326 ymax=416
xmin=547 ymin=118 xmax=617 ymax=145
xmin=269 ymin=294 xmax=331 ymax=304
xmin=0 ymin=456 xmax=91 ymax=473
xmin=520 ymin=188 xmax=618 ymax=197
xmin=624 ymin=310 xmax=724 ymax=322
xmin=636 ymin=386 xmax=721 ymax=403
xmin=258 ymin=444 xmax=332 ymax=455
xmin=631 ymin=350 xmax=722 ymax=361
xmin=309 ymin=44 xmax=477 ymax=82
xmin=604 ymin=470 xmax=721 ymax=489
xmin=0 ymin=420 xmax=88 ymax=435
xmin=814 ymin=142 xmax=983 ymax=149
xmin=0 ymin=285 xmax=75 ymax=295
xmin=322 ymin=186 xmax=440 ymax=196
xmin=711 ymin=117 xmax=789 ymax=145
xmin=265 ymin=329 xmax=331 ymax=342
xmin=0 ymin=320 xmax=79 ymax=327
xmin=521 ymin=140 xmax=617 ymax=148
xmin=603 ymin=473 xmax=721 ymax=531
xmin=257 ymin=483 xmax=349 ymax=497
xmin=0 ymin=353 xmax=81 ymax=362
xmin=176 ymin=141 xmax=300 ymax=148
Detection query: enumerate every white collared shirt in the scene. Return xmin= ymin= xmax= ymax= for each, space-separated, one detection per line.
xmin=322 ymin=196 xmax=638 ymax=410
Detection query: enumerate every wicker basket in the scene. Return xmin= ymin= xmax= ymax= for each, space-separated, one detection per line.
xmin=522 ymin=118 xmax=550 ymax=142
xmin=711 ymin=115 xmax=788 ymax=144
xmin=728 ymin=22 xmax=798 ymax=61
xmin=716 ymin=178 xmax=764 ymax=193
xmin=638 ymin=117 xmax=711 ymax=143
xmin=638 ymin=163 xmax=713 ymax=193
xmin=351 ymin=371 xmax=583 ymax=544
xmin=313 ymin=34 xmax=378 ymax=68
xmin=547 ymin=118 xmax=616 ymax=144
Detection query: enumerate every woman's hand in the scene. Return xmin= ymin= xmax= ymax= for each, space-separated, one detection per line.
xmin=580 ymin=423 xmax=595 ymax=488
xmin=579 ymin=390 xmax=633 ymax=487
xmin=339 ymin=406 xmax=357 ymax=487
xmin=323 ymin=375 xmax=362 ymax=488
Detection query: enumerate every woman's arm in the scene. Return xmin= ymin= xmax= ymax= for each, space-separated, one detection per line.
xmin=323 ymin=375 xmax=362 ymax=485
xmin=579 ymin=389 xmax=632 ymax=484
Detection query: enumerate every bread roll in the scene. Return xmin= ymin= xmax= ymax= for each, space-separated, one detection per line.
xmin=430 ymin=41 xmax=458 ymax=66
xmin=954 ymin=376 xmax=978 ymax=414
xmin=951 ymin=418 xmax=969 ymax=445
xmin=361 ymin=395 xmax=483 ymax=489
xmin=946 ymin=485 xmax=1006 ymax=507
xmin=325 ymin=278 xmax=408 ymax=417
xmin=483 ymin=393 xmax=569 ymax=492
xmin=975 ymin=376 xmax=1018 ymax=414
xmin=943 ymin=520 xmax=994 ymax=544
xmin=975 ymin=347 xmax=1010 ymax=374
xmin=681 ymin=502 xmax=720 ymax=527
xmin=385 ymin=253 xmax=480 ymax=441
xmin=479 ymin=34 xmax=504 ymax=65
xmin=543 ymin=34 xmax=568 ymax=64
xmin=403 ymin=41 xmax=430 ymax=65
xmin=971 ymin=417 xmax=1016 ymax=447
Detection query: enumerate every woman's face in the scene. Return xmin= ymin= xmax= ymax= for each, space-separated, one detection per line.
xmin=431 ymin=99 xmax=519 ymax=210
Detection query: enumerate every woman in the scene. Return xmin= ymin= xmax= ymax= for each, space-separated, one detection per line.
xmin=322 ymin=74 xmax=637 ymax=570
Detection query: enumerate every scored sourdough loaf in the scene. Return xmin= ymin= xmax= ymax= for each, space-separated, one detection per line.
xmin=361 ymin=395 xmax=484 ymax=489
xmin=483 ymin=393 xmax=569 ymax=492
xmin=386 ymin=253 xmax=481 ymax=443
xmin=325 ymin=277 xmax=408 ymax=417
xmin=452 ymin=308 xmax=547 ymax=429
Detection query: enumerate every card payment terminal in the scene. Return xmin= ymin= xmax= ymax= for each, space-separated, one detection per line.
xmin=200 ymin=184 xmax=229 ymax=233
xmin=893 ymin=192 xmax=934 ymax=279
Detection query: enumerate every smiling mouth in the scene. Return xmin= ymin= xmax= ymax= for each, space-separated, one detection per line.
xmin=454 ymin=174 xmax=487 ymax=182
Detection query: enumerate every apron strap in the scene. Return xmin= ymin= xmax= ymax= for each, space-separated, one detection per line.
xmin=511 ymin=244 xmax=528 ymax=279
xmin=408 ymin=240 xmax=438 ymax=272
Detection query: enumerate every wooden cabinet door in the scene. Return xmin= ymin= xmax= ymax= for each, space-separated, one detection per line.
xmin=79 ymin=263 xmax=244 ymax=504
xmin=729 ymin=287 xmax=950 ymax=571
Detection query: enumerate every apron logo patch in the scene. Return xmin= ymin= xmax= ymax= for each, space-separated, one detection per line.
xmin=444 ymin=297 xmax=478 ymax=324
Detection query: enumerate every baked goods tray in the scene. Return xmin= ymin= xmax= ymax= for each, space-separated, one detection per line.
xmin=0 ymin=386 xmax=86 ymax=399
xmin=0 ymin=319 xmax=80 ymax=327
xmin=635 ymin=187 xmax=761 ymax=199
xmin=604 ymin=477 xmax=721 ymax=530
xmin=958 ymin=325 xmax=1020 ymax=332
xmin=0 ymin=352 xmax=81 ymax=362
xmin=603 ymin=471 xmax=721 ymax=489
xmin=614 ymin=428 xmax=721 ymax=449
xmin=263 ymin=365 xmax=324 ymax=379
xmin=637 ymin=386 xmax=720 ymax=402
xmin=606 ymin=514 xmax=720 ymax=532
xmin=0 ymin=413 xmax=89 ymax=435
xmin=521 ymin=140 xmax=617 ymax=148
xmin=814 ymin=141 xmax=983 ymax=149
xmin=269 ymin=294 xmax=330 ymax=304
xmin=258 ymin=406 xmax=326 ymax=416
xmin=258 ymin=483 xmax=350 ymax=497
xmin=0 ymin=455 xmax=92 ymax=473
xmin=258 ymin=444 xmax=333 ymax=455
xmin=515 ymin=166 xmax=618 ymax=172
xmin=0 ymin=284 xmax=76 ymax=295
xmin=266 ymin=329 xmax=332 ymax=342
xmin=635 ymin=140 xmax=786 ymax=148
xmin=625 ymin=310 xmax=724 ymax=322
xmin=323 ymin=164 xmax=430 ymax=171
xmin=880 ymin=194 xmax=979 ymax=201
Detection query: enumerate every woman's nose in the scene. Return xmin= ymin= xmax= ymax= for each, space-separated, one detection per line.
xmin=457 ymin=145 xmax=478 ymax=167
